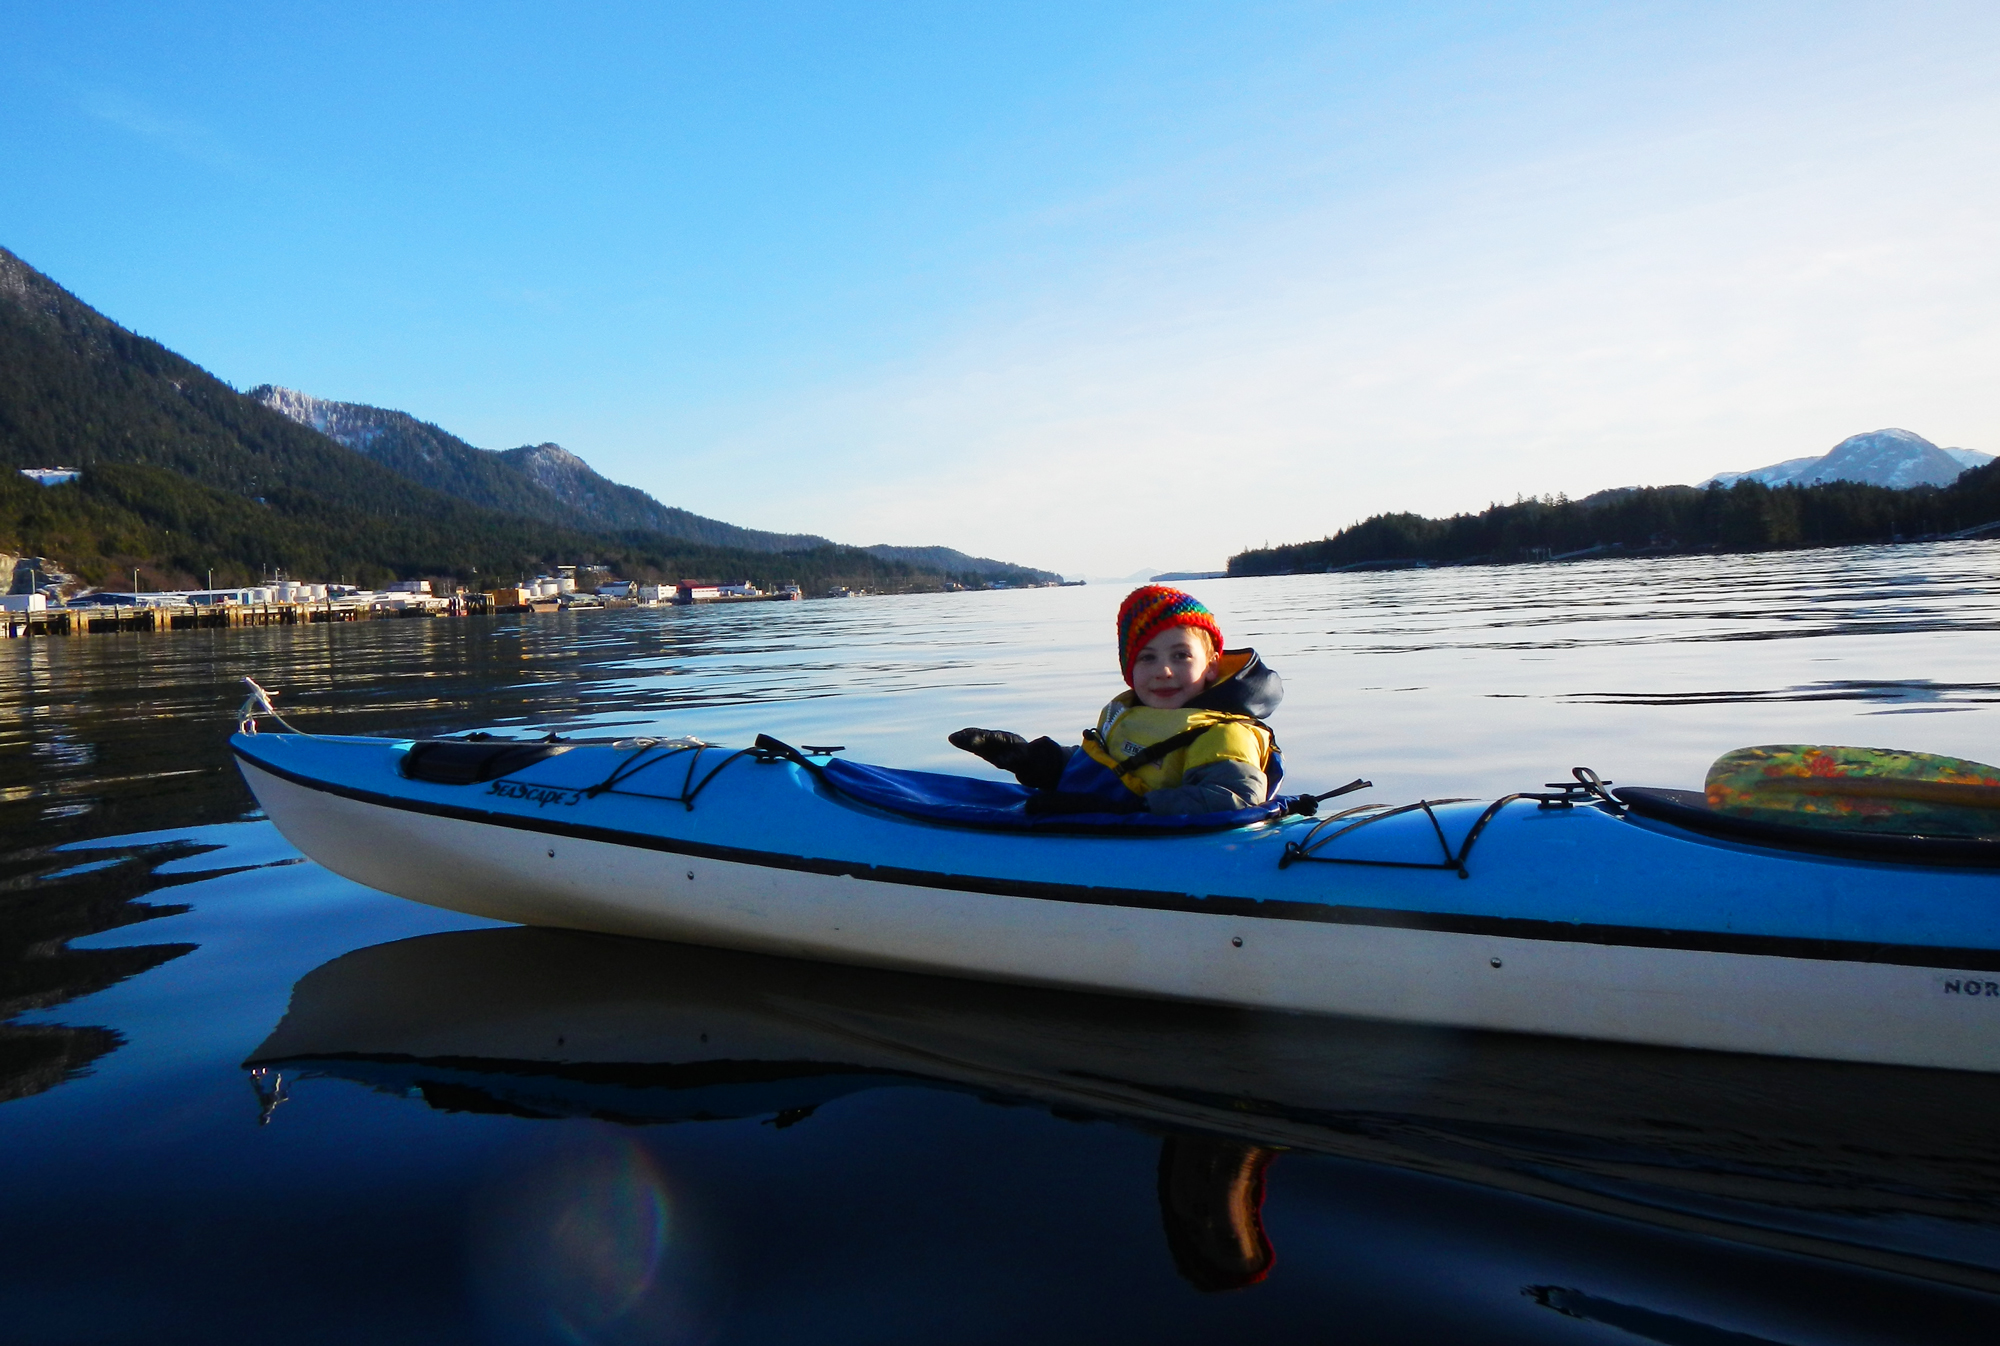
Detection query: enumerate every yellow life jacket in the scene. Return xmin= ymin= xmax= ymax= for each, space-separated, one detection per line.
xmin=1078 ymin=696 xmax=1274 ymax=798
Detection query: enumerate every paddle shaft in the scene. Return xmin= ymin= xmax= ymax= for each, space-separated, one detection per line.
xmin=1749 ymin=778 xmax=2000 ymax=810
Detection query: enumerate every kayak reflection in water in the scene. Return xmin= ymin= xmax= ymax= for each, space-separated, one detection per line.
xmin=245 ymin=928 xmax=2000 ymax=1308
xmin=1156 ymin=1136 xmax=1280 ymax=1292
xmin=951 ymin=586 xmax=1286 ymax=816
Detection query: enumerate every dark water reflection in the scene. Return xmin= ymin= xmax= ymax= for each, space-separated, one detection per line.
xmin=4 ymin=545 xmax=2000 ymax=1341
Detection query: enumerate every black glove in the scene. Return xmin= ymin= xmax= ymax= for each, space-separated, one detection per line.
xmin=949 ymin=728 xmax=1070 ymax=791
xmin=950 ymin=727 xmax=1027 ymax=768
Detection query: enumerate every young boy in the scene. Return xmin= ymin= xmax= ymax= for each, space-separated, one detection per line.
xmin=951 ymin=585 xmax=1283 ymax=815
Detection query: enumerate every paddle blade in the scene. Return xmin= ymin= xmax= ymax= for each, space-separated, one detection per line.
xmin=1705 ymin=745 xmax=2000 ymax=837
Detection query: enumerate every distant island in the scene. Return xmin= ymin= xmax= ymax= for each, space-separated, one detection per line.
xmin=0 ymin=245 xmax=1057 ymax=597
xmin=1231 ymin=430 xmax=2000 ymax=576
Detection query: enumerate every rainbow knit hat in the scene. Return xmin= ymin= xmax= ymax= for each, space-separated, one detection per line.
xmin=1116 ymin=585 xmax=1224 ymax=685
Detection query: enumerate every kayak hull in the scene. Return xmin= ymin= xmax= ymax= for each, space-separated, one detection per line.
xmin=233 ymin=732 xmax=2000 ymax=1071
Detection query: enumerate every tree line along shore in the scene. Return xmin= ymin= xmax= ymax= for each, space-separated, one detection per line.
xmin=1228 ymin=467 xmax=2000 ymax=576
xmin=0 ymin=462 xmax=1014 ymax=599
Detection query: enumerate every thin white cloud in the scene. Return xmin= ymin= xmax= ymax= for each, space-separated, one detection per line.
xmin=73 ymin=85 xmax=245 ymax=172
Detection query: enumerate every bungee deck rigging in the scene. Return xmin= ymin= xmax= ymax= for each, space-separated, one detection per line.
xmin=1279 ymin=768 xmax=1630 ymax=878
xmin=402 ymin=721 xmax=1337 ymax=834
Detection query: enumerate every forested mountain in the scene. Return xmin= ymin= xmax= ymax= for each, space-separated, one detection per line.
xmin=245 ymin=386 xmax=567 ymax=521
xmin=496 ymin=441 xmax=836 ymax=553
xmin=0 ymin=246 xmax=1050 ymax=592
xmin=859 ymin=543 xmax=1057 ymax=579
xmin=0 ymin=249 xmax=479 ymax=519
xmin=248 ymin=387 xmax=838 ymax=553
xmin=250 ymin=387 xmax=1059 ymax=579
xmin=1230 ymin=466 xmax=2000 ymax=576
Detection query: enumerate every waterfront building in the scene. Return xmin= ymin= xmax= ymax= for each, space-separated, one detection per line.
xmin=186 ymin=588 xmax=277 ymax=605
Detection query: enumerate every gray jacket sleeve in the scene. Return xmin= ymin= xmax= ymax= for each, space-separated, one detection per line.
xmin=1144 ymin=759 xmax=1268 ymax=815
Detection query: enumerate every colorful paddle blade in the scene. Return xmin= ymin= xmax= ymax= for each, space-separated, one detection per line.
xmin=1706 ymin=745 xmax=2000 ymax=837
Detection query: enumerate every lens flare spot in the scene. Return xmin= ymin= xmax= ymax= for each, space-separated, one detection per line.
xmin=471 ymin=1134 xmax=679 ymax=1343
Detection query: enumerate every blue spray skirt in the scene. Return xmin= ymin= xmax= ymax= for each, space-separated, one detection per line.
xmin=812 ymin=754 xmax=1293 ymax=830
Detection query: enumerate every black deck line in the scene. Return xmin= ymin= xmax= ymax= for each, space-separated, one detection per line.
xmin=1618 ymin=786 xmax=2000 ymax=868
xmin=234 ymin=744 xmax=2000 ymax=972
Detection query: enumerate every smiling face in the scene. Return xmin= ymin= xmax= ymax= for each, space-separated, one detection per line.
xmin=1129 ymin=626 xmax=1221 ymax=709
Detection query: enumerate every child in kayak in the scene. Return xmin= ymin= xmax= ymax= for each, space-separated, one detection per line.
xmin=951 ymin=585 xmax=1283 ymax=815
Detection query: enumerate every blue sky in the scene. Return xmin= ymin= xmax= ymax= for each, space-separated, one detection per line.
xmin=5 ymin=3 xmax=1997 ymax=576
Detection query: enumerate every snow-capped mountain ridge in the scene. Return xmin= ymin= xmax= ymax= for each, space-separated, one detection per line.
xmin=249 ymin=384 xmax=845 ymax=550
xmin=1706 ymin=429 xmax=1990 ymax=490
xmin=249 ymin=386 xmax=1056 ymax=578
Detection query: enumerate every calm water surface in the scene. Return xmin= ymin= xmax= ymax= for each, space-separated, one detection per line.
xmin=4 ymin=544 xmax=2000 ymax=1343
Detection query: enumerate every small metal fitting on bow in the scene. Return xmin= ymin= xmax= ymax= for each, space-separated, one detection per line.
xmin=237 ymin=677 xmax=280 ymax=734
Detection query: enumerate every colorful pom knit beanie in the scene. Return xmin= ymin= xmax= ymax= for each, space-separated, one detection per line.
xmin=1116 ymin=585 xmax=1223 ymax=685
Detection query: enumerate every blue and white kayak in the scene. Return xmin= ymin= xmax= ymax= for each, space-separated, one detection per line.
xmin=229 ymin=726 xmax=2000 ymax=1072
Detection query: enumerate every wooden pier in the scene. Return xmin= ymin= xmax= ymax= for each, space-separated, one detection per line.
xmin=3 ymin=596 xmax=494 ymax=639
